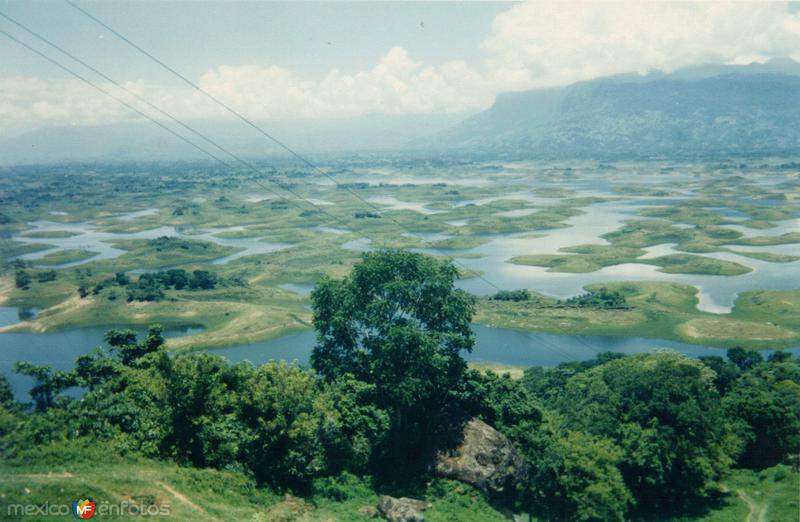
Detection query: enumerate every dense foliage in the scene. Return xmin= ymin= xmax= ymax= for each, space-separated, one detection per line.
xmin=311 ymin=250 xmax=477 ymax=470
xmin=491 ymin=289 xmax=531 ymax=302
xmin=1 ymin=251 xmax=798 ymax=521
xmin=564 ymin=287 xmax=628 ymax=308
xmin=79 ymin=268 xmax=239 ymax=302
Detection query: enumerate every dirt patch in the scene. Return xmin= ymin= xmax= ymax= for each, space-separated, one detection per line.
xmin=157 ymin=481 xmax=209 ymax=517
xmin=0 ymin=277 xmax=13 ymax=304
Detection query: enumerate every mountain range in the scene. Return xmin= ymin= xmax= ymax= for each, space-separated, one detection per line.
xmin=430 ymin=59 xmax=800 ymax=158
xmin=1 ymin=59 xmax=799 ymax=164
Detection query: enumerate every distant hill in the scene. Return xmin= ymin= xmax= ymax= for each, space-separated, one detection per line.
xmin=0 ymin=113 xmax=468 ymax=165
xmin=3 ymin=60 xmax=800 ymax=165
xmin=431 ymin=59 xmax=800 ymax=158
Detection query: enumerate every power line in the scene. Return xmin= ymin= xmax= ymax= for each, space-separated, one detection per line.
xmin=63 ymin=1 xmax=594 ymax=360
xmin=0 ymin=10 xmax=294 ymax=206
xmin=0 ymin=28 xmax=236 ymax=170
xmin=7 ymin=8 xmax=587 ymax=361
xmin=0 ymin=12 xmax=354 ymax=229
xmin=63 ymin=0 xmax=511 ymax=294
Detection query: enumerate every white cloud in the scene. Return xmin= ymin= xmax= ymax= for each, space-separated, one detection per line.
xmin=0 ymin=47 xmax=493 ymax=137
xmin=482 ymin=1 xmax=800 ymax=90
xmin=1 ymin=1 xmax=799 ymax=138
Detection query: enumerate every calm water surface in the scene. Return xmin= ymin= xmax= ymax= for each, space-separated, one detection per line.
xmin=2 ymin=307 xmax=797 ymax=402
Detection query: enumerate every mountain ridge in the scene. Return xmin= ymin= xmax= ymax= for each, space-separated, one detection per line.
xmin=429 ymin=60 xmax=800 ymax=158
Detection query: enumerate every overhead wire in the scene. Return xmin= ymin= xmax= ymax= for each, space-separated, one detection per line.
xmin=3 ymin=7 xmax=599 ymax=361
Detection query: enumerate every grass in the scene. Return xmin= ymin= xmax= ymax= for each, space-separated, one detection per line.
xmin=650 ymin=254 xmax=751 ymax=276
xmin=1 ymin=158 xmax=798 ymax=353
xmin=731 ymin=251 xmax=800 ymax=263
xmin=19 ymin=230 xmax=82 ymax=238
xmin=509 ymin=248 xmax=752 ymax=276
xmin=0 ymin=441 xmax=508 ymax=522
xmin=108 ymin=238 xmax=239 ymax=270
xmin=0 ymin=281 xmax=312 ymax=350
xmin=0 ymin=239 xmax=51 ymax=260
xmin=475 ymin=282 xmax=800 ymax=349
xmin=468 ymin=361 xmax=525 ymax=379
xmin=729 ymin=232 xmax=800 ymax=247
xmin=649 ymin=465 xmax=800 ymax=522
xmin=427 ymin=236 xmax=490 ymax=249
xmin=36 ymin=249 xmax=99 ymax=266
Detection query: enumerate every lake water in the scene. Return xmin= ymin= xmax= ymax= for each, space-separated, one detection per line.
xmin=12 ymin=221 xmax=291 ymax=268
xmin=9 ymin=166 xmax=799 ymax=315
xmin=363 ymin=196 xmax=796 ymax=313
xmin=0 ymin=311 xmax=203 ymax=402
xmin=2 ymin=305 xmax=797 ymax=402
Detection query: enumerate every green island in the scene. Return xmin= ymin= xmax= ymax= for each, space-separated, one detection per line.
xmin=1 ymin=159 xmax=799 ymax=352
xmin=476 ymin=283 xmax=800 ymax=349
xmin=35 ymin=248 xmax=99 ymax=266
xmin=509 ymin=247 xmax=752 ymax=276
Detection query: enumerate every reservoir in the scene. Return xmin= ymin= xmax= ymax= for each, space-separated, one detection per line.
xmin=2 ymin=305 xmax=797 ymax=401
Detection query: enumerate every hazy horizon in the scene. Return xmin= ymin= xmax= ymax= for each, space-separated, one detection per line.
xmin=1 ymin=1 xmax=799 ymax=143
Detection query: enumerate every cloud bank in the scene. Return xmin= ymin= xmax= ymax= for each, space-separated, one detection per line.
xmin=1 ymin=1 xmax=799 ymax=137
xmin=485 ymin=1 xmax=800 ymax=90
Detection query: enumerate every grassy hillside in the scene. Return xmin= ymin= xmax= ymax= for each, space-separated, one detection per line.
xmin=1 ymin=442 xmax=795 ymax=521
xmin=0 ymin=441 xmax=507 ymax=522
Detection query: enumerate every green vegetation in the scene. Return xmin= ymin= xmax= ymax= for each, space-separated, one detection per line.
xmin=476 ymin=282 xmax=800 ymax=349
xmin=36 ymin=248 xmax=98 ymax=266
xmin=1 ymin=252 xmax=798 ymax=521
xmin=732 ymin=250 xmax=800 ymax=263
xmin=20 ymin=229 xmax=82 ymax=238
xmin=564 ymin=287 xmax=628 ymax=308
xmin=729 ymin=232 xmax=800 ymax=247
xmin=2 ymin=158 xmax=798 ymax=354
xmin=510 ymin=247 xmax=752 ymax=276
xmin=110 ymin=236 xmax=238 ymax=269
xmin=491 ymin=289 xmax=532 ymax=302
xmin=510 ymin=244 xmax=646 ymax=273
xmin=427 ymin=236 xmax=490 ymax=249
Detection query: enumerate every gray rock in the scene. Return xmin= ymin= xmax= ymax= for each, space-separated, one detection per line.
xmin=435 ymin=418 xmax=528 ymax=495
xmin=376 ymin=495 xmax=431 ymax=522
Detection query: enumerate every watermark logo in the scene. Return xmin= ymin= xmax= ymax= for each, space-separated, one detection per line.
xmin=72 ymin=498 xmax=96 ymax=519
xmin=6 ymin=498 xmax=170 ymax=517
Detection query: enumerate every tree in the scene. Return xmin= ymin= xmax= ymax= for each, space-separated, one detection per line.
xmin=310 ymin=250 xmax=475 ymax=469
xmin=557 ymin=351 xmax=736 ymax=510
xmin=114 ymin=272 xmax=130 ymax=286
xmin=189 ymin=270 xmax=217 ymax=290
xmin=698 ymin=355 xmax=740 ymax=395
xmin=534 ymin=431 xmax=632 ymax=522
xmin=36 ymin=270 xmax=57 ymax=283
xmin=727 ymin=346 xmax=763 ymax=371
xmin=238 ymin=362 xmax=328 ymax=490
xmin=723 ymin=355 xmax=800 ymax=468
xmin=0 ymin=375 xmax=14 ymax=407
xmin=492 ymin=289 xmax=531 ymax=302
xmin=162 ymin=353 xmax=250 ymax=469
xmin=13 ymin=362 xmax=77 ymax=412
xmin=320 ymin=374 xmax=390 ymax=474
xmin=104 ymin=326 xmax=165 ymax=366
xmin=14 ymin=269 xmax=31 ymax=289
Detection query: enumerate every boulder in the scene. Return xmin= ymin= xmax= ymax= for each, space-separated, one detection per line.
xmin=435 ymin=418 xmax=527 ymax=495
xmin=376 ymin=495 xmax=431 ymax=522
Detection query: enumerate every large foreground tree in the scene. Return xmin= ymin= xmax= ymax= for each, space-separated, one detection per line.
xmin=310 ymin=250 xmax=476 ymax=469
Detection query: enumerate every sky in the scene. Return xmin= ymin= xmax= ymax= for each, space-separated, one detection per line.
xmin=0 ymin=1 xmax=799 ymax=139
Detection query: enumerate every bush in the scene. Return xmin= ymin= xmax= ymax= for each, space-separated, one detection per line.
xmin=565 ymin=288 xmax=627 ymax=308
xmin=491 ymin=289 xmax=530 ymax=302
